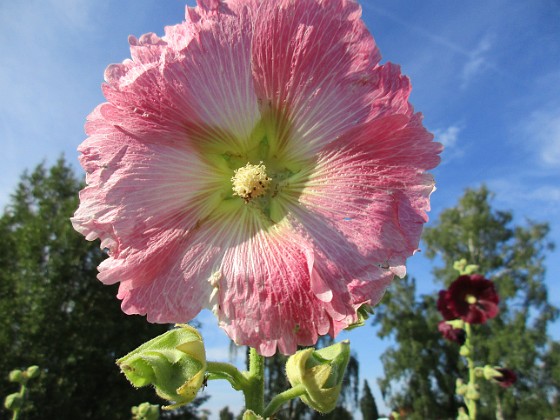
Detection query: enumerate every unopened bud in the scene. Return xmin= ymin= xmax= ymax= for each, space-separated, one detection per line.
xmin=4 ymin=393 xmax=23 ymax=411
xmin=466 ymin=384 xmax=480 ymax=401
xmin=482 ymin=365 xmax=501 ymax=380
xmin=8 ymin=369 xmax=25 ymax=384
xmin=453 ymin=259 xmax=479 ymax=275
xmin=286 ymin=340 xmax=350 ymax=413
xmin=457 ymin=407 xmax=470 ymax=420
xmin=132 ymin=402 xmax=160 ymax=420
xmin=117 ymin=324 xmax=206 ymax=410
xmin=459 ymin=345 xmax=470 ymax=357
xmin=26 ymin=365 xmax=40 ymax=379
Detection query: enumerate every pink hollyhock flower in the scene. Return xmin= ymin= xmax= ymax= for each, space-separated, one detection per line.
xmin=72 ymin=0 xmax=442 ymax=355
xmin=437 ymin=321 xmax=466 ymax=345
xmin=437 ymin=275 xmax=499 ymax=324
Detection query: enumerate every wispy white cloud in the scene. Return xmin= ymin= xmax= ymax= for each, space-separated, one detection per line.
xmin=434 ymin=125 xmax=461 ymax=149
xmin=523 ymin=108 xmax=560 ymax=168
xmin=433 ymin=124 xmax=465 ymax=163
xmin=461 ymin=36 xmax=493 ymax=89
xmin=488 ymin=177 xmax=560 ymax=220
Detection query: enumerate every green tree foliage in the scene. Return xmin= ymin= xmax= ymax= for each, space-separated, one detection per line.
xmin=0 ymin=159 xmax=208 ymax=419
xmin=218 ymin=406 xmax=234 ymax=420
xmin=375 ymin=276 xmax=460 ymax=418
xmin=375 ymin=186 xmax=560 ymax=419
xmin=360 ymin=380 xmax=379 ymax=420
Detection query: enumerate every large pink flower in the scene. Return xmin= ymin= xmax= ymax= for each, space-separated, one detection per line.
xmin=72 ymin=0 xmax=442 ymax=355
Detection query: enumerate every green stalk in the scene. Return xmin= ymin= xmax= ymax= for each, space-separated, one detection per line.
xmin=244 ymin=347 xmax=265 ymax=415
xmin=12 ymin=383 xmax=26 ymax=420
xmin=263 ymin=384 xmax=306 ymax=418
xmin=465 ymin=322 xmax=477 ymax=420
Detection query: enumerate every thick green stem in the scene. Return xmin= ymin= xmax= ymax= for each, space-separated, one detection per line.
xmin=465 ymin=322 xmax=477 ymax=420
xmin=244 ymin=347 xmax=265 ymax=415
xmin=263 ymin=384 xmax=306 ymax=418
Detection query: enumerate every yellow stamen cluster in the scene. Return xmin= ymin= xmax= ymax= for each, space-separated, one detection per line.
xmin=466 ymin=295 xmax=477 ymax=304
xmin=231 ymin=162 xmax=271 ymax=202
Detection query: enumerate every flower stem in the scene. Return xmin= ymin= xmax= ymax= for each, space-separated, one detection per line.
xmin=12 ymin=384 xmax=27 ymax=420
xmin=263 ymin=384 xmax=306 ymax=418
xmin=244 ymin=347 xmax=265 ymax=415
xmin=465 ymin=322 xmax=477 ymax=420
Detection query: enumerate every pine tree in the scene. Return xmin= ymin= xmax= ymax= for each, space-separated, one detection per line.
xmin=375 ymin=186 xmax=560 ymax=418
xmin=360 ymin=380 xmax=379 ymax=420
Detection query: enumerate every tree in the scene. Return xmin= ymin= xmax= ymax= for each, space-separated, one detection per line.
xmin=360 ymin=380 xmax=379 ymax=420
xmin=374 ymin=186 xmax=560 ymax=418
xmin=0 ymin=159 xmax=208 ymax=419
xmin=219 ymin=406 xmax=235 ymax=420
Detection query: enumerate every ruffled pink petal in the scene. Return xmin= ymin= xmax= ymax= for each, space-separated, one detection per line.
xmin=101 ymin=1 xmax=260 ymax=152
xmin=293 ymin=114 xmax=440 ymax=278
xmin=115 ymin=211 xmax=229 ymax=323
xmin=213 ymin=213 xmax=335 ymax=356
xmin=251 ymin=0 xmax=381 ymax=161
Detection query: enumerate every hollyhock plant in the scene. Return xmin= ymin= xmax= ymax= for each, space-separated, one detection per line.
xmin=437 ymin=275 xmax=499 ymax=324
xmin=72 ymin=0 xmax=441 ymax=356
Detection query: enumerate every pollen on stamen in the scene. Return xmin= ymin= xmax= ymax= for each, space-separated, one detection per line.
xmin=231 ymin=162 xmax=271 ymax=202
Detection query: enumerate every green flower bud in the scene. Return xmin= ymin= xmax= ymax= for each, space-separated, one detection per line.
xmin=286 ymin=340 xmax=350 ymax=413
xmin=453 ymin=259 xmax=479 ymax=275
xmin=132 ymin=402 xmax=160 ymax=420
xmin=455 ymin=378 xmax=468 ymax=396
xmin=8 ymin=369 xmax=25 ymax=384
xmin=446 ymin=319 xmax=465 ymax=330
xmin=457 ymin=407 xmax=470 ymax=420
xmin=459 ymin=345 xmax=470 ymax=357
xmin=344 ymin=305 xmax=374 ymax=331
xmin=466 ymin=384 xmax=480 ymax=401
xmin=26 ymin=365 xmax=40 ymax=379
xmin=117 ymin=324 xmax=206 ymax=410
xmin=482 ymin=365 xmax=501 ymax=380
xmin=4 ymin=393 xmax=23 ymax=411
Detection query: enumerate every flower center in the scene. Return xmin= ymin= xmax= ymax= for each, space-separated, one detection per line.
xmin=231 ymin=162 xmax=271 ymax=202
xmin=466 ymin=294 xmax=477 ymax=304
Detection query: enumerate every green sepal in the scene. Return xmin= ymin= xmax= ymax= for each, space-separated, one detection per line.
xmin=117 ymin=324 xmax=206 ymax=409
xmin=344 ymin=305 xmax=374 ymax=331
xmin=242 ymin=409 xmax=265 ymax=420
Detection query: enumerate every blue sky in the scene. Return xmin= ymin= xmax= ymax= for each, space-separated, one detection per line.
xmin=1 ymin=0 xmax=559 ymax=418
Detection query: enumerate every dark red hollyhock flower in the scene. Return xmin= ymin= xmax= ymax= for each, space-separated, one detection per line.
xmin=494 ymin=368 xmax=517 ymax=388
xmin=437 ymin=290 xmax=457 ymax=320
xmin=438 ymin=321 xmax=466 ymax=345
xmin=437 ymin=275 xmax=499 ymax=324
